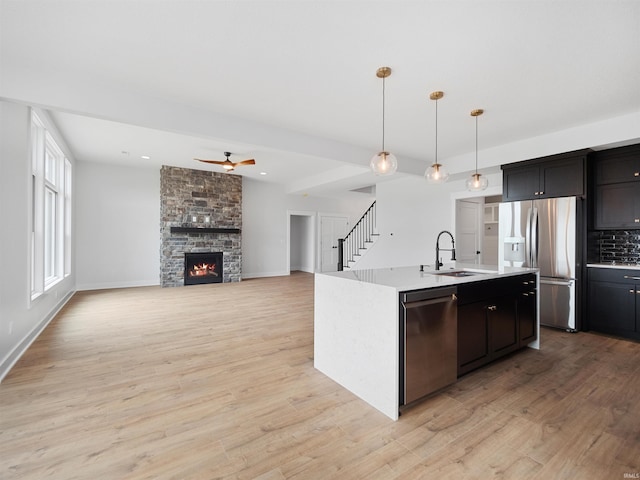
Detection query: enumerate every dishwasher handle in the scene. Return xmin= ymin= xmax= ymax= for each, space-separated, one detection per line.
xmin=401 ymin=286 xmax=457 ymax=303
xmin=403 ymin=294 xmax=457 ymax=309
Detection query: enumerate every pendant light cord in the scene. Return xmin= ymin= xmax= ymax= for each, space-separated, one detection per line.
xmin=435 ymin=98 xmax=438 ymax=164
xmin=381 ymin=75 xmax=386 ymax=152
xmin=474 ymin=115 xmax=478 ymax=174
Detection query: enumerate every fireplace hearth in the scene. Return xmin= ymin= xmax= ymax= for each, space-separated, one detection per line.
xmin=184 ymin=252 xmax=223 ymax=285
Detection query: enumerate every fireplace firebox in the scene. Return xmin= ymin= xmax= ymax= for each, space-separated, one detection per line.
xmin=184 ymin=252 xmax=223 ymax=285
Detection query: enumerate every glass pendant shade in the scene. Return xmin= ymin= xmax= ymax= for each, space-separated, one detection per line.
xmin=425 ymin=162 xmax=449 ymax=183
xmin=466 ymin=172 xmax=488 ymax=191
xmin=370 ymin=151 xmax=398 ymax=176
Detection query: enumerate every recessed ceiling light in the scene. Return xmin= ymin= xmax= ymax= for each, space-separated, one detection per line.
xmin=141 ymin=155 xmax=150 ymax=160
xmin=260 ymin=171 xmax=267 ymax=175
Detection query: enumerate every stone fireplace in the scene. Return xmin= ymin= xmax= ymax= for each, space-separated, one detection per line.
xmin=160 ymin=165 xmax=242 ymax=287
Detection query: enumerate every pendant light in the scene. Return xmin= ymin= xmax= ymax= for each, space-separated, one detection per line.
xmin=425 ymin=91 xmax=449 ymax=184
xmin=466 ymin=108 xmax=489 ymax=191
xmin=370 ymin=67 xmax=398 ymax=176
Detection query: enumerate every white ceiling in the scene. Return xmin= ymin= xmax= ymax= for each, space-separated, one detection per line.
xmin=2 ymin=1 xmax=640 ymax=197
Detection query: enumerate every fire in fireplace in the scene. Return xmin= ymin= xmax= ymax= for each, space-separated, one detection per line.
xmin=184 ymin=252 xmax=223 ymax=285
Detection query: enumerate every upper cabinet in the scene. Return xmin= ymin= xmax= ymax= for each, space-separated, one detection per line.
xmin=502 ymin=150 xmax=589 ymax=202
xmin=595 ymin=145 xmax=640 ymax=184
xmin=593 ymin=144 xmax=640 ymax=230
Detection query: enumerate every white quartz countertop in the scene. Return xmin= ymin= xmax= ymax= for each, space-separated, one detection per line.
xmin=317 ymin=263 xmax=538 ymax=292
xmin=587 ymin=263 xmax=640 ymax=270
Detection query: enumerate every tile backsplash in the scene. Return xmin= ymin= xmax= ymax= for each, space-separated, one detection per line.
xmin=598 ymin=230 xmax=640 ymax=264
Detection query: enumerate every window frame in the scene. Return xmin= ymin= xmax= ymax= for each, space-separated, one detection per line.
xmin=30 ymin=111 xmax=72 ymax=301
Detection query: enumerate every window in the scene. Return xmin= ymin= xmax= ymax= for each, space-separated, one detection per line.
xmin=30 ymin=112 xmax=72 ymax=299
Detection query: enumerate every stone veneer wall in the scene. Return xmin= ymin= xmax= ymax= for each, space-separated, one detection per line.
xmin=160 ymin=165 xmax=242 ymax=286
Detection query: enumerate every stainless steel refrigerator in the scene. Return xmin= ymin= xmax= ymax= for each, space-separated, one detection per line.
xmin=498 ymin=196 xmax=576 ymax=331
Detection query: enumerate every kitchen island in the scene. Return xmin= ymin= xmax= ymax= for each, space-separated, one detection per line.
xmin=314 ymin=263 xmax=539 ymax=420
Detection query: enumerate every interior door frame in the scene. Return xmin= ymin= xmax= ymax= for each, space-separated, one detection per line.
xmin=318 ymin=212 xmax=349 ymax=273
xmin=286 ymin=210 xmax=316 ymax=274
xmin=451 ymin=185 xmax=503 ymax=265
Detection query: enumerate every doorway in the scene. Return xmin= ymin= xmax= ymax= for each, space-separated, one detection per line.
xmin=455 ymin=194 xmax=502 ymax=266
xmin=288 ymin=211 xmax=315 ymax=274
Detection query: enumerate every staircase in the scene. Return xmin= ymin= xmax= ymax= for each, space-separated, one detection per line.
xmin=338 ymin=201 xmax=379 ymax=271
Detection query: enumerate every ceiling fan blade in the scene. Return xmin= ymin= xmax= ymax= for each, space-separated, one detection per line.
xmin=194 ymin=158 xmax=227 ymax=165
xmin=235 ymin=159 xmax=256 ymax=166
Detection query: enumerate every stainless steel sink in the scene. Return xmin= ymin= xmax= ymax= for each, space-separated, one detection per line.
xmin=433 ymin=270 xmax=479 ymax=277
xmin=432 ymin=268 xmax=497 ymax=277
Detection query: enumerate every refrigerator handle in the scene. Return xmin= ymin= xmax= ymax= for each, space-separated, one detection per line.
xmin=525 ymin=207 xmax=532 ymax=267
xmin=531 ymin=207 xmax=539 ymax=268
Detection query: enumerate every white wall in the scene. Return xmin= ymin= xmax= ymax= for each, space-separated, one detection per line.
xmin=75 ymin=161 xmax=160 ymax=290
xmin=0 ymin=101 xmax=76 ymax=381
xmin=354 ymin=172 xmax=503 ymax=270
xmin=241 ymin=180 xmax=289 ymax=277
xmin=242 ymin=177 xmax=374 ymax=278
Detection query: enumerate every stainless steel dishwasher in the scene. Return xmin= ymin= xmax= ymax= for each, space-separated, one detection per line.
xmin=399 ymin=286 xmax=457 ymax=407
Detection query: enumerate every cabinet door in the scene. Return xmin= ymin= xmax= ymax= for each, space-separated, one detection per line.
xmin=489 ymin=296 xmax=519 ymax=356
xmin=595 ymin=145 xmax=640 ymax=184
xmin=588 ymin=280 xmax=636 ymax=334
xmin=540 ymin=156 xmax=585 ymax=198
xmin=503 ymin=165 xmax=540 ymax=202
xmin=595 ymin=183 xmax=640 ymax=229
xmin=457 ymin=302 xmax=490 ymax=376
xmin=518 ymin=289 xmax=537 ymax=346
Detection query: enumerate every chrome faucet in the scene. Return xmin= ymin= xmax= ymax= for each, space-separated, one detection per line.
xmin=435 ymin=230 xmax=456 ymax=270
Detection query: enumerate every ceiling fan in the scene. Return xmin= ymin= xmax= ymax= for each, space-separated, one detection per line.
xmin=195 ymin=151 xmax=255 ymax=172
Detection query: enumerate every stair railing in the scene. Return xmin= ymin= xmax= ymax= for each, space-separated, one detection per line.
xmin=337 ymin=201 xmax=377 ymax=271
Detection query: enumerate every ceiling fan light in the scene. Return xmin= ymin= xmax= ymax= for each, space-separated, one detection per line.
xmin=466 ymin=172 xmax=489 ymax=191
xmin=425 ymin=162 xmax=449 ymax=184
xmin=370 ymin=151 xmax=398 ymax=176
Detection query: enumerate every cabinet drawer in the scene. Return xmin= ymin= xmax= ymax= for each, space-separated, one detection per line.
xmin=457 ymin=274 xmax=534 ymax=305
xmin=588 ymin=267 xmax=640 ymax=284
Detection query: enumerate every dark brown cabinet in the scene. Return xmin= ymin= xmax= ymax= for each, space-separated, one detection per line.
xmin=517 ymin=279 xmax=537 ymax=346
xmin=457 ymin=302 xmax=491 ymax=375
xmin=593 ymin=144 xmax=640 ymax=230
xmin=588 ymin=267 xmax=640 ymax=340
xmin=457 ymin=274 xmax=537 ymax=376
xmin=502 ymin=151 xmax=588 ymax=202
xmin=595 ymin=183 xmax=640 ymax=229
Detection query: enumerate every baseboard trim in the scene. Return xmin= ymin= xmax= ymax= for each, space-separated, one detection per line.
xmin=242 ymin=270 xmax=290 ymax=279
xmin=76 ymin=280 xmax=160 ymax=291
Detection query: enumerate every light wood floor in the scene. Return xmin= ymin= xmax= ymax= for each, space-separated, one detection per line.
xmin=1 ymin=272 xmax=639 ymax=479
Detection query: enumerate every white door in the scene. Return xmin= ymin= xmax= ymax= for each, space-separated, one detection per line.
xmin=455 ymin=200 xmax=481 ymax=264
xmin=320 ymin=215 xmax=348 ymax=272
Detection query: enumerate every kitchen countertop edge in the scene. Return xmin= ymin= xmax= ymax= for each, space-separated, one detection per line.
xmin=316 ymin=263 xmax=539 ymax=292
xmin=587 ymin=263 xmax=640 ymax=270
